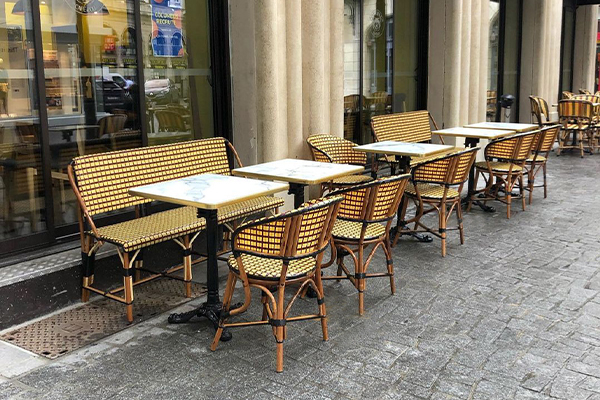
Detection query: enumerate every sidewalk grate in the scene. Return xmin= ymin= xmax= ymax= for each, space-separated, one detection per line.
xmin=0 ymin=279 xmax=206 ymax=359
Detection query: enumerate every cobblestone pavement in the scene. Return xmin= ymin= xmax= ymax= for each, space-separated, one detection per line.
xmin=2 ymin=154 xmax=600 ymax=400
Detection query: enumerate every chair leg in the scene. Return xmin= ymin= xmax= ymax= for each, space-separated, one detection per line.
xmin=439 ymin=202 xmax=447 ymax=257
xmin=382 ymin=239 xmax=395 ymax=294
xmin=122 ymin=252 xmax=134 ymax=323
xmin=543 ymin=163 xmax=547 ymax=198
xmin=527 ymin=168 xmax=534 ymax=205
xmin=456 ymin=199 xmax=465 ymax=245
xmin=519 ymin=175 xmax=526 ymax=211
xmin=357 ymin=246 xmax=365 ymax=316
xmin=579 ymin=131 xmax=584 ymax=158
xmin=314 ymin=272 xmax=328 ymax=341
xmin=211 ymin=272 xmax=236 ymax=350
xmin=506 ymin=192 xmax=511 ymax=219
xmin=466 ymin=170 xmax=481 ymax=213
xmin=81 ymin=238 xmax=95 ymax=303
xmin=275 ymin=282 xmax=286 ymax=373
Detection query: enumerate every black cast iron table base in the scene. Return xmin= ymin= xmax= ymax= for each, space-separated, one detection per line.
xmin=168 ymin=301 xmax=244 ymax=342
xmin=391 ymin=226 xmax=433 ymax=243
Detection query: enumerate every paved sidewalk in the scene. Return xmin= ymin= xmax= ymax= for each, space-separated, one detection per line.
xmin=1 ymin=154 xmax=600 ymax=400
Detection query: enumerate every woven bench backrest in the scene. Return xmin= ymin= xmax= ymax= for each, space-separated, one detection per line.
xmin=371 ymin=110 xmax=432 ymax=143
xmin=71 ymin=137 xmax=231 ymax=216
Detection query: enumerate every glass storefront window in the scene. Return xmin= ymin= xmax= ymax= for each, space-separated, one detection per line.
xmin=343 ymin=0 xmax=361 ymax=142
xmin=0 ymin=0 xmax=46 ymax=240
xmin=392 ymin=0 xmax=419 ymax=114
xmin=560 ymin=4 xmax=576 ymax=94
xmin=488 ymin=0 xmax=500 ymax=122
xmin=141 ymin=0 xmax=213 ymax=145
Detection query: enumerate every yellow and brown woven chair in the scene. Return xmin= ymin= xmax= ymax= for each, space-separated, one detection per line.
xmin=562 ymin=91 xmax=575 ymax=99
xmin=307 ymin=133 xmax=372 ymax=194
xmin=579 ymin=89 xmax=592 ymax=95
xmin=370 ymin=111 xmax=461 ymax=174
xmin=467 ymin=130 xmax=538 ymax=219
xmin=399 ymin=148 xmax=478 ymax=257
xmin=210 ymin=196 xmax=343 ymax=373
xmin=321 ymin=174 xmax=410 ymax=315
xmin=522 ymin=125 xmax=561 ymax=204
xmin=68 ymin=138 xmax=284 ymax=322
xmin=557 ymin=99 xmax=594 ymax=157
xmin=529 ymin=95 xmax=558 ymax=127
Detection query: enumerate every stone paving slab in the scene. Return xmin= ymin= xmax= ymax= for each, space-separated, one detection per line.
xmin=1 ymin=154 xmax=600 ymax=399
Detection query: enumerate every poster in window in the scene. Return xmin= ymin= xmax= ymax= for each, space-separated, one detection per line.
xmin=151 ymin=0 xmax=183 ymax=57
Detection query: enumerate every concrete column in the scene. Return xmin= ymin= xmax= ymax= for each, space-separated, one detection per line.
xmin=573 ymin=5 xmax=599 ymax=92
xmin=459 ymin=0 xmax=471 ymax=126
xmin=286 ymin=0 xmax=303 ymax=158
xmin=329 ymin=0 xmax=344 ymax=138
xmin=468 ymin=0 xmax=482 ymax=124
xmin=442 ymin=0 xmax=462 ymax=129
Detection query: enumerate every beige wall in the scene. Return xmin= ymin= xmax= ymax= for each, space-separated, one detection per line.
xmin=573 ymin=5 xmax=599 ymax=94
xmin=428 ymin=0 xmax=489 ymax=147
xmin=229 ymin=0 xmax=344 ymax=166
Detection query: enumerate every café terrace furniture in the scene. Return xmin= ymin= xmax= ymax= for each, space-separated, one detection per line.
xmin=463 ymin=122 xmax=538 ymax=133
xmin=523 ymin=125 xmax=561 ymax=204
xmin=579 ymin=89 xmax=592 ymax=95
xmin=399 ymin=148 xmax=478 ymax=256
xmin=68 ymin=138 xmax=285 ymax=322
xmin=232 ymin=158 xmax=364 ymax=208
xmin=467 ymin=130 xmax=538 ymax=219
xmin=370 ymin=110 xmax=459 ymax=175
xmin=131 ymin=174 xmax=288 ymax=339
xmin=487 ymin=90 xmax=497 ymax=120
xmin=529 ymin=96 xmax=558 ymax=127
xmin=354 ymin=140 xmax=454 ymax=243
xmin=432 ymin=127 xmax=515 ymax=213
xmin=557 ymin=99 xmax=594 ymax=157
xmin=562 ymin=91 xmax=574 ymax=99
xmin=306 ymin=133 xmax=372 ymax=194
xmin=210 ymin=196 xmax=342 ymax=373
xmin=322 ymin=174 xmax=409 ymax=315
xmin=344 ymin=94 xmax=363 ymax=141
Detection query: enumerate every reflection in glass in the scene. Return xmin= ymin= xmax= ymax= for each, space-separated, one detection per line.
xmin=39 ymin=0 xmax=142 ymax=227
xmin=560 ymin=7 xmax=575 ymax=94
xmin=141 ymin=0 xmax=213 ymax=145
xmin=502 ymin=0 xmax=521 ymax=122
xmin=343 ymin=0 xmax=361 ymax=142
xmin=392 ymin=0 xmax=419 ymax=114
xmin=0 ymin=0 xmax=46 ymax=239
xmin=488 ymin=0 xmax=500 ymax=122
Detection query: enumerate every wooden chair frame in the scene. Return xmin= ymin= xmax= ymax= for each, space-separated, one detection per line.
xmin=557 ymin=99 xmax=595 ymax=157
xmin=399 ymin=148 xmax=478 ymax=257
xmin=321 ymin=174 xmax=410 ymax=315
xmin=467 ymin=131 xmax=538 ymax=219
xmin=211 ymin=196 xmax=343 ymax=372
xmin=523 ymin=125 xmax=561 ymax=204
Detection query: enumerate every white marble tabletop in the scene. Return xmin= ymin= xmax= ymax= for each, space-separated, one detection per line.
xmin=232 ymin=158 xmax=365 ymax=185
xmin=354 ymin=141 xmax=454 ymax=158
xmin=129 ymin=174 xmax=288 ymax=210
xmin=433 ymin=127 xmax=515 ymax=140
xmin=464 ymin=122 xmax=538 ymax=133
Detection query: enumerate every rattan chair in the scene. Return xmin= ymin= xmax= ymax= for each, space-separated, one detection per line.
xmin=523 ymin=125 xmax=561 ymax=204
xmin=562 ymin=91 xmax=574 ymax=99
xmin=529 ymin=95 xmax=558 ymax=127
xmin=322 ymin=174 xmax=410 ymax=315
xmin=211 ymin=196 xmax=342 ymax=372
xmin=467 ymin=130 xmax=538 ymax=219
xmin=579 ymin=89 xmax=592 ymax=95
xmin=557 ymin=99 xmax=594 ymax=157
xmin=307 ymin=133 xmax=372 ymax=194
xmin=399 ymin=148 xmax=478 ymax=257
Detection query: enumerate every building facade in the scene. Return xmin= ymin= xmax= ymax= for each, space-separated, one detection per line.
xmin=0 ymin=0 xmax=598 ymax=261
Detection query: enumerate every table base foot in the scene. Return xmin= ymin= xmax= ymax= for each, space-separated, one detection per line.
xmin=462 ymin=197 xmax=496 ymax=213
xmin=392 ymin=226 xmax=433 ymax=243
xmin=168 ymin=301 xmax=244 ymax=342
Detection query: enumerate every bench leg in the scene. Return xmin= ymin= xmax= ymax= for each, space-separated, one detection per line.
xmin=134 ymin=249 xmax=143 ymax=282
xmin=122 ymin=252 xmax=134 ymax=323
xmin=183 ymin=235 xmax=192 ymax=298
xmin=81 ymin=236 xmax=95 ymax=303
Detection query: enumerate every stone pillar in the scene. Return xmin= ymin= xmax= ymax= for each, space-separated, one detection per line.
xmin=573 ymin=5 xmax=599 ymax=93
xmin=286 ymin=0 xmax=303 ymax=159
xmin=330 ymin=0 xmax=344 ymax=138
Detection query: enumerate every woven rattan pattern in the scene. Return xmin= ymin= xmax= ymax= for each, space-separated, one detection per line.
xmin=72 ymin=138 xmax=232 ymax=216
xmin=559 ymin=100 xmax=594 ymax=122
xmin=475 ymin=161 xmax=523 ymax=172
xmin=227 ymin=254 xmax=316 ymax=281
xmin=331 ymin=219 xmax=386 ymax=240
xmin=485 ymin=131 xmax=537 ymax=162
xmin=296 ymin=206 xmax=332 ymax=255
xmin=307 ymin=134 xmax=367 ymax=165
xmin=371 ymin=110 xmax=432 ymax=143
xmin=332 ymin=175 xmax=372 ymax=185
xmin=406 ymin=183 xmax=460 ymax=199
xmin=371 ymin=179 xmax=405 ymax=220
xmin=235 ymin=219 xmax=288 ymax=256
xmin=526 ymin=155 xmax=546 ymax=162
xmin=93 ymin=196 xmax=284 ymax=252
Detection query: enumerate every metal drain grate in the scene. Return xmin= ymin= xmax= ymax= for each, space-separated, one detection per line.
xmin=1 ymin=279 xmax=206 ymax=359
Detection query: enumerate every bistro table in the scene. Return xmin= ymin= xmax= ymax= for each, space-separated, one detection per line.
xmin=433 ymin=127 xmax=515 ymax=212
xmin=464 ymin=122 xmax=538 ymax=133
xmin=232 ymin=158 xmax=365 ymax=208
xmin=354 ymin=141 xmax=455 ymax=242
xmin=130 ymin=173 xmax=288 ymax=340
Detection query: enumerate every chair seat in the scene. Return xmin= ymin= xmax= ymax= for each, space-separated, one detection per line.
xmin=331 ymin=219 xmax=386 ymax=240
xmin=331 ymin=174 xmax=372 ymax=185
xmin=92 ymin=196 xmax=284 ymax=252
xmin=405 ymin=183 xmax=460 ymax=199
xmin=228 ymin=254 xmax=316 ymax=281
xmin=526 ymin=155 xmax=547 ymax=163
xmin=475 ymin=161 xmax=522 ymax=173
xmin=565 ymin=123 xmax=590 ymax=130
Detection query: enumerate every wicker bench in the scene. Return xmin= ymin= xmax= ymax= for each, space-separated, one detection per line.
xmin=370 ymin=110 xmax=462 ymax=173
xmin=68 ymin=137 xmax=284 ymax=322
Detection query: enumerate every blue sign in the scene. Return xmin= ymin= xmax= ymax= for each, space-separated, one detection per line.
xmin=151 ymin=0 xmax=183 ymax=57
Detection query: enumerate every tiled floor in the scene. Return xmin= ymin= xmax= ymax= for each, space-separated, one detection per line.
xmin=1 ymin=153 xmax=600 ymax=400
